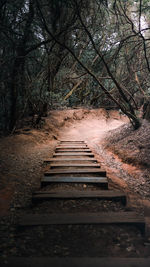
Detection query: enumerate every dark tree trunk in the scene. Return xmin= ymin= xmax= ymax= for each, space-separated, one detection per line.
xmin=9 ymin=55 xmax=25 ymax=132
xmin=143 ymin=101 xmax=150 ymax=121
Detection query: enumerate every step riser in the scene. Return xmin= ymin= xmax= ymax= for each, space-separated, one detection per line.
xmin=56 ymin=147 xmax=89 ymax=149
xmin=49 ymin=165 xmax=100 ymax=168
xmin=49 ymin=167 xmax=101 ymax=170
xmin=44 ymin=158 xmax=98 ymax=162
xmin=56 ymin=149 xmax=91 ymax=153
xmin=32 ymin=195 xmax=126 ymax=205
xmin=56 ymin=145 xmax=88 ymax=149
xmin=41 ymin=177 xmax=108 ymax=188
xmin=59 ymin=142 xmax=85 ymax=144
xmin=18 ymin=212 xmax=145 ymax=235
xmin=59 ymin=141 xmax=85 ymax=142
xmin=53 ymin=153 xmax=94 ymax=157
xmin=41 ymin=182 xmax=108 ymax=189
xmin=44 ymin=169 xmax=106 ymax=176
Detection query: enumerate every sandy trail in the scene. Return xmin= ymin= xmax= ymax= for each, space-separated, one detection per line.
xmin=60 ymin=117 xmax=126 ymax=143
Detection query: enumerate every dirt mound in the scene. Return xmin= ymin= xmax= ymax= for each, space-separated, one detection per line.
xmin=47 ymin=108 xmax=124 ymax=126
xmin=104 ymin=120 xmax=150 ymax=168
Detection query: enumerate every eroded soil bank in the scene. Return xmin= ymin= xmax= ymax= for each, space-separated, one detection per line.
xmin=0 ymin=108 xmax=150 ymax=258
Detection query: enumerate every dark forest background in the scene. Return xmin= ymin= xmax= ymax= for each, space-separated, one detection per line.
xmin=0 ymin=0 xmax=150 ymax=134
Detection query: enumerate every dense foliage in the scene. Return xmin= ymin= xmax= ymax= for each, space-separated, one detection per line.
xmin=0 ymin=0 xmax=150 ymax=133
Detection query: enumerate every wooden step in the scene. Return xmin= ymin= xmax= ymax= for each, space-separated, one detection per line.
xmin=59 ymin=142 xmax=86 ymax=144
xmin=41 ymin=177 xmax=108 ymax=187
xmin=58 ymin=143 xmax=87 ymax=145
xmin=49 ymin=163 xmax=100 ymax=167
xmin=59 ymin=140 xmax=85 ymax=142
xmin=2 ymin=257 xmax=150 ymax=267
xmin=32 ymin=190 xmax=126 ymax=204
xmin=59 ymin=147 xmax=88 ymax=149
xmin=55 ymin=149 xmax=91 ymax=152
xmin=56 ymin=145 xmax=88 ymax=149
xmin=18 ymin=212 xmax=145 ymax=234
xmin=44 ymin=168 xmax=106 ymax=176
xmin=57 ymin=144 xmax=88 ymax=148
xmin=53 ymin=153 xmax=94 ymax=157
xmin=44 ymin=158 xmax=98 ymax=162
xmin=56 ymin=147 xmax=89 ymax=149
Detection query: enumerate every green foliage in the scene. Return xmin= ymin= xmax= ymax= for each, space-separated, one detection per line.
xmin=0 ymin=0 xmax=150 ymax=133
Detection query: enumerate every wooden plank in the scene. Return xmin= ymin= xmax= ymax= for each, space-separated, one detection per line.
xmin=53 ymin=153 xmax=94 ymax=156
xmin=59 ymin=140 xmax=85 ymax=141
xmin=58 ymin=143 xmax=87 ymax=145
xmin=44 ymin=168 xmax=106 ymax=176
xmin=18 ymin=212 xmax=145 ymax=234
xmin=59 ymin=144 xmax=87 ymax=146
xmin=32 ymin=190 xmax=126 ymax=204
xmin=56 ymin=145 xmax=88 ymax=149
xmin=56 ymin=149 xmax=89 ymax=151
xmin=56 ymin=147 xmax=90 ymax=150
xmin=2 ymin=257 xmax=150 ymax=267
xmin=59 ymin=142 xmax=86 ymax=145
xmin=44 ymin=158 xmax=98 ymax=162
xmin=55 ymin=152 xmax=92 ymax=154
xmin=41 ymin=177 xmax=108 ymax=187
xmin=57 ymin=145 xmax=87 ymax=147
xmin=56 ymin=147 xmax=89 ymax=150
xmin=55 ymin=149 xmax=91 ymax=152
xmin=49 ymin=163 xmax=100 ymax=167
xmin=59 ymin=140 xmax=85 ymax=142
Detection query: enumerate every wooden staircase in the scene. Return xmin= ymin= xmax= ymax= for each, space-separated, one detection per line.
xmin=18 ymin=140 xmax=145 ymax=234
xmin=2 ymin=140 xmax=147 ymax=267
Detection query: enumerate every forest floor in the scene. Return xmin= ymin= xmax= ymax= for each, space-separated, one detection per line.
xmin=0 ymin=108 xmax=150 ymax=259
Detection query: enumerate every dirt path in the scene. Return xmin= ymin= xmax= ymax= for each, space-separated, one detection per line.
xmin=0 ymin=108 xmax=148 ymax=216
xmin=60 ymin=112 xmax=125 ymax=142
xmin=1 ymin=108 xmax=150 ymax=259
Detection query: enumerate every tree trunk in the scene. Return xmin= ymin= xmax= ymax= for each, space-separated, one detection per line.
xmin=143 ymin=101 xmax=150 ymax=121
xmin=9 ymin=55 xmax=25 ymax=132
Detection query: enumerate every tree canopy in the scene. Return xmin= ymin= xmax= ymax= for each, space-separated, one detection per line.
xmin=0 ymin=0 xmax=150 ymax=133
